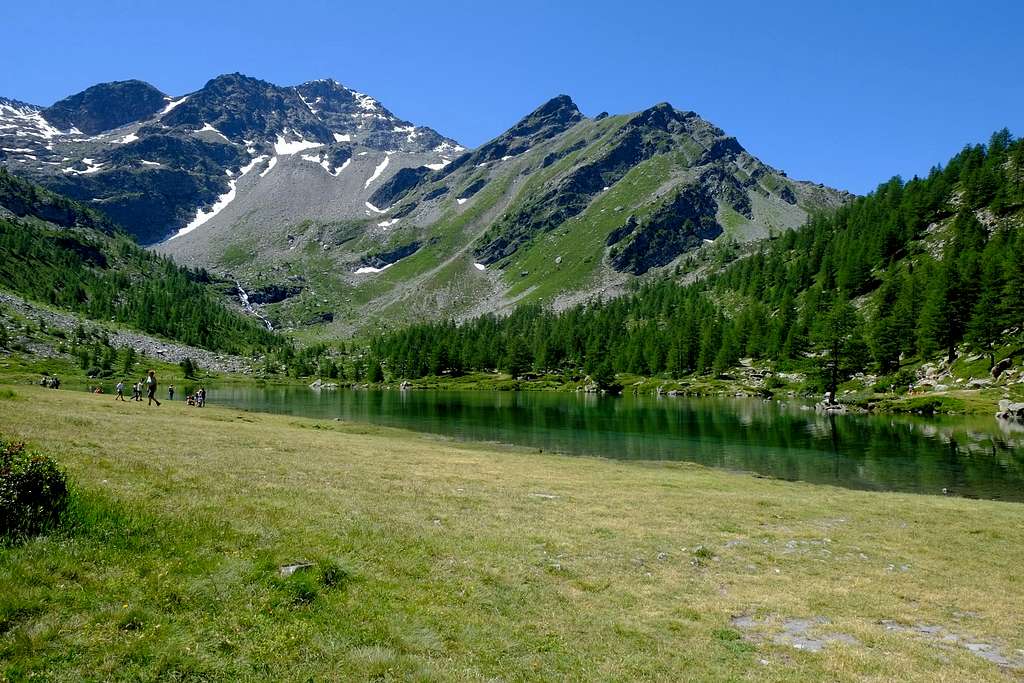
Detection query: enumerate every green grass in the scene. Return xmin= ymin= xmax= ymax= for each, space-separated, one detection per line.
xmin=1 ymin=386 xmax=1022 ymax=680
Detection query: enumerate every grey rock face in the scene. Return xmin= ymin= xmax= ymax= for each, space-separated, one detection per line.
xmin=43 ymin=80 xmax=167 ymax=135
xmin=1 ymin=74 xmax=462 ymax=244
xmin=608 ymin=185 xmax=722 ymax=274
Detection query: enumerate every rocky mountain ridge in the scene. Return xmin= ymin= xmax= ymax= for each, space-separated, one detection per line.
xmin=0 ymin=75 xmax=462 ymax=243
xmin=159 ymin=93 xmax=850 ymax=335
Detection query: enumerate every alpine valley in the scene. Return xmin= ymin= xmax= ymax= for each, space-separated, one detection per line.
xmin=1 ymin=73 xmax=847 ymax=335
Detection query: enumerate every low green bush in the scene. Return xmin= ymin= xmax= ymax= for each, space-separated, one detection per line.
xmin=0 ymin=437 xmax=70 ymax=541
xmin=872 ymin=368 xmax=918 ymax=393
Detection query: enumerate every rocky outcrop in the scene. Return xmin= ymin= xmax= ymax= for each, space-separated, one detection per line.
xmin=607 ymin=185 xmax=722 ymax=274
xmin=43 ymin=80 xmax=167 ymax=135
xmin=369 ymin=166 xmax=431 ymax=208
xmin=295 ymin=79 xmax=454 ymax=153
xmin=0 ymin=167 xmax=118 ymax=233
xmin=996 ymin=400 xmax=1024 ymax=422
xmin=361 ymin=240 xmax=423 ymax=269
xmin=472 ymin=95 xmax=583 ymax=164
xmin=697 ymin=166 xmax=752 ymax=218
xmin=163 ymin=73 xmax=333 ymax=144
xmin=247 ymin=283 xmax=303 ymax=305
xmin=458 ymin=177 xmax=487 ymax=200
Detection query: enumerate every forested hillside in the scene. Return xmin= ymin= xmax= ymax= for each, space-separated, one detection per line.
xmin=370 ymin=131 xmax=1024 ymax=392
xmin=0 ymin=168 xmax=282 ymax=355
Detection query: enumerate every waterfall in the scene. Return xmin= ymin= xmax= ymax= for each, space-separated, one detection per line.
xmin=235 ymin=281 xmax=273 ymax=331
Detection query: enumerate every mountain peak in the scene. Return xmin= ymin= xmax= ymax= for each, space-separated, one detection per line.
xmin=43 ymin=79 xmax=167 ymax=134
xmin=535 ymin=94 xmax=580 ymax=116
xmin=514 ymin=94 xmax=583 ymax=134
xmin=464 ymin=94 xmax=584 ymax=165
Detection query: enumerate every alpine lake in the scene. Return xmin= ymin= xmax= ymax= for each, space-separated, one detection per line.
xmin=205 ymin=386 xmax=1024 ymax=503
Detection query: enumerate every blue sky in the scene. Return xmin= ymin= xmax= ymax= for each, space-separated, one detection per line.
xmin=3 ymin=0 xmax=1021 ymax=194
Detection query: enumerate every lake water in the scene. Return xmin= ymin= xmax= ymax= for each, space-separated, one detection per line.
xmin=205 ymin=386 xmax=1024 ymax=502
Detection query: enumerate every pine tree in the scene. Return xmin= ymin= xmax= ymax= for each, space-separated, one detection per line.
xmin=367 ymin=360 xmax=384 ymax=383
xmin=966 ymin=256 xmax=1005 ymax=368
xmin=502 ymin=335 xmax=533 ymax=378
xmin=121 ymin=346 xmax=136 ymax=375
xmin=812 ymin=298 xmax=861 ymax=394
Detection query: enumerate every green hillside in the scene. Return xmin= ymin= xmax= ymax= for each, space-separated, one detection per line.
xmin=370 ymin=131 xmax=1024 ymax=397
xmin=0 ymin=168 xmax=282 ymax=355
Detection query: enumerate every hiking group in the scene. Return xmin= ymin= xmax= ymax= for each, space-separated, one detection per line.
xmin=114 ymin=370 xmax=162 ymax=406
xmin=114 ymin=373 xmax=205 ymax=408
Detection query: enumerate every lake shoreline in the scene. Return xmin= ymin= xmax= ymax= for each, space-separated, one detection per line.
xmin=1 ymin=385 xmax=1022 ymax=680
xmin=313 ymin=371 xmax=1017 ymax=418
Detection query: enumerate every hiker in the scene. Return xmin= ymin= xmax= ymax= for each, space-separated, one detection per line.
xmin=52 ymin=376 xmax=60 ymax=389
xmin=146 ymin=370 xmax=161 ymax=407
xmin=197 ymin=386 xmax=206 ymax=407
xmin=168 ymin=384 xmax=175 ymax=401
xmin=115 ymin=380 xmax=126 ymax=401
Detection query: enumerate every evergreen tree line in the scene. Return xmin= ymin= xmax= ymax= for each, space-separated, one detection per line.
xmin=370 ymin=130 xmax=1024 ymax=390
xmin=0 ymin=216 xmax=282 ymax=355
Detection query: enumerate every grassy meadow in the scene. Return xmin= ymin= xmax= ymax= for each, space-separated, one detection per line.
xmin=0 ymin=385 xmax=1022 ymax=681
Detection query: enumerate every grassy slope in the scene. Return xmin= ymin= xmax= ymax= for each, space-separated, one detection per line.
xmin=1 ymin=387 xmax=1022 ymax=681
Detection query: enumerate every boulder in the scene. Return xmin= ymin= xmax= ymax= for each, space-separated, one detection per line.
xmin=996 ymin=400 xmax=1024 ymax=421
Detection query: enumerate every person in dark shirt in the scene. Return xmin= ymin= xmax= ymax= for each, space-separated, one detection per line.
xmin=146 ymin=370 xmax=161 ymax=407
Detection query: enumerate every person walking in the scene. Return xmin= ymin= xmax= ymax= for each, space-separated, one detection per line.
xmin=115 ymin=380 xmax=126 ymax=401
xmin=146 ymin=370 xmax=161 ymax=407
xmin=168 ymin=384 xmax=175 ymax=401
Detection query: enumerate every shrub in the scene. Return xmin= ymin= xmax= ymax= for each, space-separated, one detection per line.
xmin=0 ymin=438 xmax=70 ymax=541
xmin=872 ymin=367 xmax=918 ymax=393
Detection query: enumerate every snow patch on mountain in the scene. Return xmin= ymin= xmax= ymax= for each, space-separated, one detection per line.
xmin=354 ymin=260 xmax=398 ymax=274
xmin=158 ymin=96 xmax=188 ymax=117
xmin=333 ymin=132 xmax=351 ymax=143
xmin=364 ymin=154 xmax=391 ymax=188
xmin=352 ymin=91 xmax=379 ymax=112
xmin=240 ymin=155 xmax=268 ymax=175
xmin=172 ymin=177 xmax=237 ymax=239
xmin=259 ymin=156 xmax=278 ymax=177
xmin=274 ymin=133 xmax=323 ymax=155
xmin=170 ymin=157 xmax=263 ymax=240
xmin=62 ymin=158 xmax=104 ymax=175
xmin=0 ymin=101 xmax=66 ymax=139
xmin=425 ymin=159 xmax=451 ymax=170
xmin=298 ymin=94 xmax=318 ymax=114
xmin=330 ymin=158 xmax=352 ymax=176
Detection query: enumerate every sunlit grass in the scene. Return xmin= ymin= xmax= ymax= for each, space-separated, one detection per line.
xmin=0 ymin=385 xmax=1021 ymax=680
